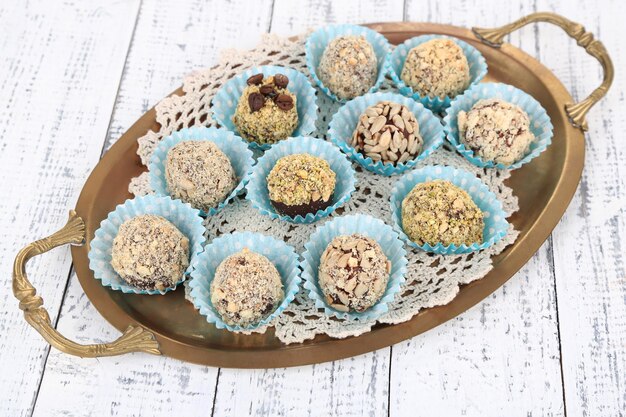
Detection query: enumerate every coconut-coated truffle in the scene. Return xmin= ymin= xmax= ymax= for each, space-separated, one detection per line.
xmin=210 ymin=248 xmax=284 ymax=327
xmin=458 ymin=98 xmax=536 ymax=165
xmin=232 ymin=73 xmax=298 ymax=145
xmin=266 ymin=153 xmax=336 ymax=217
xmin=401 ymin=180 xmax=484 ymax=246
xmin=165 ymin=141 xmax=237 ymax=212
xmin=318 ymin=35 xmax=378 ymax=100
xmin=319 ymin=234 xmax=391 ymax=312
xmin=111 ymin=215 xmax=190 ymax=291
xmin=401 ymin=38 xmax=470 ymax=99
xmin=351 ymin=100 xmax=423 ymax=165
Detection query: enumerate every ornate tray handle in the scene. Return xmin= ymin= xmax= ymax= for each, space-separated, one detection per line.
xmin=12 ymin=210 xmax=161 ymax=357
xmin=473 ymin=12 xmax=614 ymax=131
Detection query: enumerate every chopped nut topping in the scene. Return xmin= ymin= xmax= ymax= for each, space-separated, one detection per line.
xmin=401 ymin=38 xmax=470 ymax=99
xmin=401 ymin=180 xmax=484 ymax=246
xmin=267 ymin=153 xmax=336 ymax=206
xmin=458 ymin=98 xmax=535 ymax=165
xmin=318 ymin=234 xmax=390 ymax=312
xmin=111 ymin=215 xmax=189 ymax=291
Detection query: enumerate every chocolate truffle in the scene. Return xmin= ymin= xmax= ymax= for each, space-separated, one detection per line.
xmin=401 ymin=180 xmax=484 ymax=246
xmin=318 ymin=35 xmax=378 ymax=100
xmin=318 ymin=234 xmax=391 ymax=312
xmin=401 ymin=38 xmax=470 ymax=99
xmin=111 ymin=214 xmax=190 ymax=291
xmin=351 ymin=101 xmax=423 ymax=165
xmin=210 ymin=248 xmax=284 ymax=327
xmin=458 ymin=99 xmax=536 ymax=165
xmin=266 ymin=153 xmax=336 ymax=217
xmin=232 ymin=73 xmax=298 ymax=145
xmin=165 ymin=141 xmax=237 ymax=212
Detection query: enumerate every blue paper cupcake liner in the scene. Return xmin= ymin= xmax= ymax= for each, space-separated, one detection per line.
xmin=328 ymin=92 xmax=445 ymax=176
xmin=305 ymin=24 xmax=391 ymax=103
xmin=443 ymin=82 xmax=554 ymax=170
xmin=301 ymin=214 xmax=408 ymax=321
xmin=246 ymin=136 xmax=356 ymax=224
xmin=388 ymin=35 xmax=488 ymax=113
xmin=148 ymin=126 xmax=254 ymax=217
xmin=88 ymin=195 xmax=206 ymax=295
xmin=211 ymin=65 xmax=318 ymax=151
xmin=188 ymin=231 xmax=301 ymax=332
xmin=390 ymin=165 xmax=509 ymax=254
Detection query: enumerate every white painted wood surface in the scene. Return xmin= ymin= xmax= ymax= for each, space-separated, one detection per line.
xmin=0 ymin=1 xmax=623 ymax=416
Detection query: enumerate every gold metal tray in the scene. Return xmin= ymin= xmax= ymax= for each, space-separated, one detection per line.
xmin=13 ymin=13 xmax=613 ymax=367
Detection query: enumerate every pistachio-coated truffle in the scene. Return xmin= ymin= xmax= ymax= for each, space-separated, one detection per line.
xmin=232 ymin=74 xmax=298 ymax=145
xmin=210 ymin=248 xmax=284 ymax=327
xmin=165 ymin=141 xmax=237 ymax=212
xmin=401 ymin=38 xmax=470 ymax=99
xmin=111 ymin=215 xmax=190 ymax=291
xmin=458 ymin=99 xmax=535 ymax=165
xmin=319 ymin=234 xmax=391 ymax=312
xmin=401 ymin=180 xmax=483 ymax=246
xmin=266 ymin=153 xmax=336 ymax=217
xmin=318 ymin=35 xmax=378 ymax=100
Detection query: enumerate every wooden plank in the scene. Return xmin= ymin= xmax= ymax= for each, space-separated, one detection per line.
xmin=0 ymin=1 xmax=140 ymax=416
xmin=388 ymin=2 xmax=566 ymax=416
xmin=210 ymin=1 xmax=402 ymax=416
xmin=534 ymin=1 xmax=626 ymax=416
xmin=32 ymin=0 xmax=274 ymax=416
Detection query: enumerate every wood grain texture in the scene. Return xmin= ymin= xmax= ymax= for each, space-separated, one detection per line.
xmin=391 ymin=2 xmax=567 ymax=416
xmin=209 ymin=2 xmax=402 ymax=416
xmin=31 ymin=0 xmax=273 ymax=416
xmin=0 ymin=0 xmax=140 ymax=416
xmin=534 ymin=1 xmax=626 ymax=416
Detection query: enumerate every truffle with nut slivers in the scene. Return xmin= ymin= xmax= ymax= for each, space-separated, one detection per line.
xmin=458 ymin=98 xmax=536 ymax=165
xmin=401 ymin=38 xmax=470 ymax=99
xmin=165 ymin=141 xmax=237 ymax=213
xmin=319 ymin=234 xmax=391 ymax=312
xmin=266 ymin=153 xmax=336 ymax=217
xmin=232 ymin=73 xmax=298 ymax=145
xmin=318 ymin=35 xmax=378 ymax=100
xmin=401 ymin=180 xmax=484 ymax=247
xmin=351 ymin=101 xmax=423 ymax=165
xmin=111 ymin=214 xmax=190 ymax=291
xmin=210 ymin=248 xmax=284 ymax=327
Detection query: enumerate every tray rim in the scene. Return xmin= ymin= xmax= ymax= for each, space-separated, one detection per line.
xmin=70 ymin=21 xmax=585 ymax=368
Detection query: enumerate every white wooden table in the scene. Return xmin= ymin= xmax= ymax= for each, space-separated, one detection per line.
xmin=0 ymin=0 xmax=623 ymax=416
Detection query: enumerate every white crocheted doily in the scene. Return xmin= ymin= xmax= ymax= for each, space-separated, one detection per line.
xmin=129 ymin=33 xmax=519 ymax=344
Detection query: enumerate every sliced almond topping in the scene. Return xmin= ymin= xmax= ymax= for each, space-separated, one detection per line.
xmin=370 ymin=116 xmax=387 ymax=134
xmin=354 ymin=283 xmax=368 ymax=297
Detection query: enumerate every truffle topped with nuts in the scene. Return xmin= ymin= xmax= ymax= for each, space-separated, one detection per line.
xmin=232 ymin=73 xmax=298 ymax=145
xmin=318 ymin=35 xmax=378 ymax=100
xmin=402 ymin=180 xmax=484 ymax=247
xmin=210 ymin=248 xmax=284 ymax=327
xmin=401 ymin=38 xmax=470 ymax=99
xmin=165 ymin=141 xmax=237 ymax=212
xmin=351 ymin=101 xmax=423 ymax=165
xmin=266 ymin=153 xmax=337 ymax=217
xmin=458 ymin=99 xmax=536 ymax=165
xmin=111 ymin=215 xmax=190 ymax=291
xmin=318 ymin=234 xmax=391 ymax=312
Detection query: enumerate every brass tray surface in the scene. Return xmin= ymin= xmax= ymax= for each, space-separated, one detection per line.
xmin=13 ymin=15 xmax=613 ymax=367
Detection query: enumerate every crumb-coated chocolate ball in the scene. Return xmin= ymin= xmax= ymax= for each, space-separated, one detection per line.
xmin=458 ymin=98 xmax=536 ymax=165
xmin=318 ymin=35 xmax=378 ymax=100
xmin=401 ymin=180 xmax=484 ymax=246
xmin=111 ymin=215 xmax=190 ymax=291
xmin=232 ymin=74 xmax=298 ymax=145
xmin=401 ymin=38 xmax=470 ymax=99
xmin=319 ymin=234 xmax=391 ymax=312
xmin=165 ymin=141 xmax=237 ymax=212
xmin=210 ymin=248 xmax=284 ymax=327
xmin=351 ymin=101 xmax=423 ymax=165
xmin=266 ymin=153 xmax=336 ymax=217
